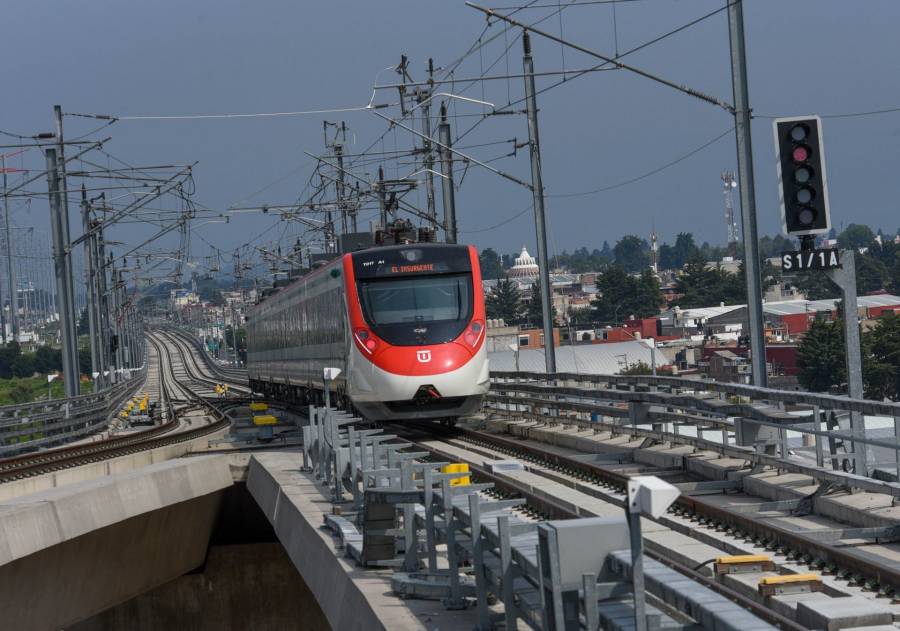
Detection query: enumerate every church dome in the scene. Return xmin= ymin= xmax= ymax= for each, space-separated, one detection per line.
xmin=508 ymin=245 xmax=539 ymax=278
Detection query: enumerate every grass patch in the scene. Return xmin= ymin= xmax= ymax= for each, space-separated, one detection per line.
xmin=0 ymin=375 xmax=94 ymax=406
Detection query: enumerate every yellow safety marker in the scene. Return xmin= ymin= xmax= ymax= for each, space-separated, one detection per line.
xmin=253 ymin=415 xmax=278 ymax=426
xmin=249 ymin=402 xmax=269 ymax=412
xmin=714 ymin=554 xmax=775 ymax=575
xmin=442 ymin=463 xmax=471 ymax=486
xmin=758 ymin=573 xmax=822 ymax=597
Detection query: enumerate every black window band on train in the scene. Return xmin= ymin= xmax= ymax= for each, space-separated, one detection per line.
xmin=351 ymin=243 xmax=472 ymax=280
xmin=352 ymin=245 xmax=474 ymax=347
xmin=357 ymin=274 xmax=473 ymax=346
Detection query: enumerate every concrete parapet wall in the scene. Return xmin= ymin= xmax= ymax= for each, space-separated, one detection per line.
xmin=0 ymin=455 xmax=233 ymax=630
xmin=0 ymin=427 xmax=227 ymax=502
xmin=247 ymin=452 xmax=428 ymax=631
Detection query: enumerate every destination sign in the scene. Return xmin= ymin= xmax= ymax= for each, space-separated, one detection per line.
xmin=352 ymin=244 xmax=471 ymax=279
xmin=781 ymin=248 xmax=841 ymax=271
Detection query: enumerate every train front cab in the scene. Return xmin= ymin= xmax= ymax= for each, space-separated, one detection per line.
xmin=343 ymin=243 xmax=489 ymax=421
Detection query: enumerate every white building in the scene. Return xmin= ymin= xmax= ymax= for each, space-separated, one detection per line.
xmin=508 ymin=246 xmax=539 ymax=279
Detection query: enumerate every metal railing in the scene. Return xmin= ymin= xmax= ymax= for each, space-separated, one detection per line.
xmin=489 ymin=370 xmax=900 ymax=494
xmin=302 ymin=404 xmax=782 ymax=631
xmin=0 ymin=367 xmax=146 ymax=457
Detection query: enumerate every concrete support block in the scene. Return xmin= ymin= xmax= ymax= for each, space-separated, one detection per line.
xmin=796 ymin=597 xmax=893 ymax=631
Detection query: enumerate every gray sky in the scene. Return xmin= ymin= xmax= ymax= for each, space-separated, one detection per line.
xmin=5 ymin=0 xmax=900 ymax=274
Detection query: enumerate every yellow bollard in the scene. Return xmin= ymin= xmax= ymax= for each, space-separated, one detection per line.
xmin=442 ymin=463 xmax=470 ymax=487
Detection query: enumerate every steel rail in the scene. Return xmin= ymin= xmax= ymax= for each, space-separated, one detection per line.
xmin=391 ymin=420 xmax=808 ymax=631
xmin=0 ymin=334 xmax=230 ymax=481
xmin=417 ymin=418 xmax=900 ymax=599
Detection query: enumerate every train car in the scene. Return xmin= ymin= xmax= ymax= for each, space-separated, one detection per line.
xmin=245 ymin=243 xmax=489 ymax=421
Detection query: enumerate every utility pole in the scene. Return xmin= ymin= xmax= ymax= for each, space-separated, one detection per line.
xmin=46 ymin=148 xmax=80 ymax=397
xmin=2 ymin=155 xmax=17 ymax=341
xmin=96 ymin=222 xmax=111 ymax=383
xmin=80 ymin=187 xmax=101 ymax=390
xmin=54 ymin=105 xmax=81 ymax=383
xmin=418 ymin=58 xmax=437 ymax=229
xmin=522 ymin=31 xmax=556 ymax=374
xmin=377 ymin=166 xmax=388 ymax=229
xmin=437 ymin=102 xmax=458 ymax=244
xmin=727 ymin=3 xmax=767 ymax=388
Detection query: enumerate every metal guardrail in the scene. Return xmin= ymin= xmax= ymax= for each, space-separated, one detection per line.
xmin=303 ymin=405 xmax=783 ymax=631
xmin=0 ymin=367 xmax=147 ymax=457
xmin=488 ymin=371 xmax=900 ymax=495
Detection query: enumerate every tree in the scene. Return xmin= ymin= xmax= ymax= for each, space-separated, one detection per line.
xmin=620 ymin=360 xmax=653 ymax=375
xmin=758 ymin=234 xmax=797 ymax=259
xmin=855 ymin=255 xmax=889 ymax=294
xmin=34 ymin=346 xmax=62 ymax=373
xmin=863 ymin=312 xmax=900 ymax=400
xmin=675 ymin=252 xmax=744 ymax=308
xmin=592 ymin=266 xmax=663 ymax=323
xmin=613 ymin=235 xmax=650 ymax=273
xmin=0 ymin=341 xmax=22 ymax=379
xmin=8 ymin=383 xmax=32 ymax=404
xmin=486 ymin=280 xmax=522 ymax=324
xmin=837 ymin=224 xmax=876 ymax=250
xmin=77 ymin=307 xmax=90 ymax=335
xmin=792 ymin=271 xmax=839 ymax=300
xmin=797 ymin=317 xmax=845 ymax=392
xmin=479 ymin=248 xmax=504 ymax=280
xmin=11 ymin=354 xmax=36 ymax=378
xmin=525 ymin=280 xmax=557 ymax=327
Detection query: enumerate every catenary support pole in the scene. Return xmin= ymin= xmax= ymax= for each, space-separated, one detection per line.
xmin=727 ymin=1 xmax=767 ymax=387
xmin=54 ymin=105 xmax=81 ymax=383
xmin=97 ymin=228 xmax=111 ymax=381
xmin=46 ymin=148 xmax=80 ymax=396
xmin=2 ymin=156 xmax=17 ymax=341
xmin=418 ymin=66 xmax=437 ymax=230
xmin=438 ymin=102 xmax=458 ymax=244
xmin=826 ymin=250 xmax=866 ymax=475
xmin=522 ymin=31 xmax=556 ymax=373
xmin=80 ymin=187 xmax=101 ymax=390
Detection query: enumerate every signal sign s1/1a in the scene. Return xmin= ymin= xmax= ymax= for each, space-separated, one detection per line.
xmin=781 ymin=248 xmax=841 ymax=271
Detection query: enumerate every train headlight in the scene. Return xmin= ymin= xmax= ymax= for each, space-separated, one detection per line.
xmin=354 ymin=328 xmax=378 ymax=354
xmin=463 ymin=320 xmax=485 ymax=348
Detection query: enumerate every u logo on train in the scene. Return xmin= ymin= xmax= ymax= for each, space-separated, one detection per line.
xmin=245 ymin=242 xmax=489 ymax=423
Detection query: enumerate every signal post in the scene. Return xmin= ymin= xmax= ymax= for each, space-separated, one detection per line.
xmin=775 ymin=115 xmax=866 ymax=474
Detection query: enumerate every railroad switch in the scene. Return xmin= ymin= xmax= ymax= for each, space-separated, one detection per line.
xmin=714 ymin=554 xmax=775 ymax=575
xmin=758 ymin=573 xmax=823 ymax=597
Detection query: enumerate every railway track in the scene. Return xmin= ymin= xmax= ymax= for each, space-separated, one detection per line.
xmin=381 ymin=417 xmax=900 ymax=628
xmin=0 ymin=331 xmax=246 ymax=482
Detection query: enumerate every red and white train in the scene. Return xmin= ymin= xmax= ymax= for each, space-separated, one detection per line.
xmin=245 ymin=243 xmax=489 ymax=421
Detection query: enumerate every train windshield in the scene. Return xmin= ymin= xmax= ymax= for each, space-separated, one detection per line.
xmin=358 ymin=273 xmax=472 ymax=345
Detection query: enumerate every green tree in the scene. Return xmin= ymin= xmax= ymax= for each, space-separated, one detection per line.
xmin=613 ymin=235 xmax=650 ymax=273
xmin=486 ymin=279 xmax=522 ymax=324
xmin=525 ymin=280 xmax=557 ymax=327
xmin=8 ymin=382 xmax=32 ymax=404
xmin=479 ymin=248 xmax=504 ymax=280
xmin=758 ymin=234 xmax=797 ymax=259
xmin=863 ymin=312 xmax=900 ymax=400
xmin=34 ymin=346 xmax=62 ymax=373
xmin=77 ymin=307 xmax=90 ymax=335
xmin=792 ymin=271 xmax=839 ymax=300
xmin=620 ymin=360 xmax=653 ymax=375
xmin=855 ymin=255 xmax=889 ymax=294
xmin=675 ymin=252 xmax=743 ymax=308
xmin=0 ymin=341 xmax=22 ymax=379
xmin=837 ymin=224 xmax=876 ymax=250
xmin=592 ymin=266 xmax=662 ymax=323
xmin=11 ymin=354 xmax=36 ymax=378
xmin=797 ymin=317 xmax=845 ymax=392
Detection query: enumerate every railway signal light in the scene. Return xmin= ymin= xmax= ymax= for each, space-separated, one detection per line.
xmin=774 ymin=116 xmax=831 ymax=236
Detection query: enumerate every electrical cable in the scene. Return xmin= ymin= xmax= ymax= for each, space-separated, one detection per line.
xmin=547 ymin=126 xmax=733 ymax=198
